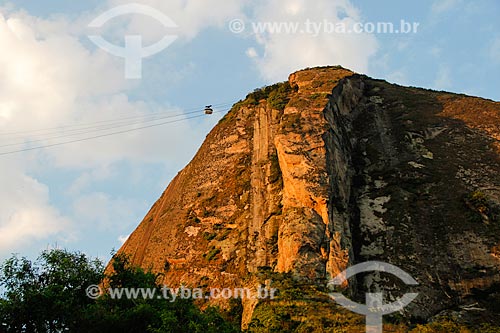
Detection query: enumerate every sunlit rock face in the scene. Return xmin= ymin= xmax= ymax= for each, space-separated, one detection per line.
xmin=113 ymin=66 xmax=500 ymax=328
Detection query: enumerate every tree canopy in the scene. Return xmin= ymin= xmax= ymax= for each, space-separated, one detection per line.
xmin=0 ymin=249 xmax=240 ymax=333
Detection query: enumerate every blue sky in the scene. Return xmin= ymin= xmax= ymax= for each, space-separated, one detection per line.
xmin=0 ymin=0 xmax=499 ymax=262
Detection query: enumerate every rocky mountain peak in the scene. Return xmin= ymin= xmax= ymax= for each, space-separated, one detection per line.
xmin=113 ymin=66 xmax=500 ymax=329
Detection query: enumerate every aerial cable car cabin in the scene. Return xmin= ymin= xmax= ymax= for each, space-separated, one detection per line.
xmin=204 ymin=105 xmax=213 ymax=114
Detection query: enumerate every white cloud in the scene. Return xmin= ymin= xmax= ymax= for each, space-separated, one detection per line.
xmin=89 ymin=0 xmax=379 ymax=82
xmin=0 ymin=0 xmax=379 ymax=258
xmin=490 ymin=37 xmax=500 ymax=64
xmin=0 ymin=7 xmax=214 ymax=167
xmin=397 ymin=40 xmax=410 ymax=51
xmin=386 ymin=70 xmax=409 ymax=86
xmin=72 ymin=192 xmax=141 ymax=231
xmin=429 ymin=46 xmax=442 ymax=58
xmin=118 ymin=234 xmax=130 ymax=244
xmin=433 ymin=66 xmax=452 ymax=90
xmin=67 ymin=166 xmax=114 ymax=195
xmin=0 ymin=159 xmax=71 ymax=252
xmin=0 ymin=7 xmax=212 ymax=166
xmin=105 ymin=0 xmax=247 ymax=42
xmin=0 ymin=11 xmax=125 ymax=131
xmin=246 ymin=47 xmax=258 ymax=58
xmin=0 ymin=7 xmax=211 ymax=258
xmin=247 ymin=0 xmax=378 ymax=81
xmin=102 ymin=0 xmax=378 ymax=81
xmin=431 ymin=0 xmax=461 ymax=14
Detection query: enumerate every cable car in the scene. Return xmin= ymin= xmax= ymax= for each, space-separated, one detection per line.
xmin=204 ymin=105 xmax=213 ymax=115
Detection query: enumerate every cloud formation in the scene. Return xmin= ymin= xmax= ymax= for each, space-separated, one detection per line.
xmin=0 ymin=7 xmax=208 ymax=257
xmin=431 ymin=0 xmax=462 ymax=14
xmin=491 ymin=37 xmax=500 ymax=64
xmin=0 ymin=159 xmax=70 ymax=252
xmin=433 ymin=66 xmax=452 ymax=90
xmin=0 ymin=0 xmax=380 ymax=257
xmin=103 ymin=0 xmax=378 ymax=81
xmin=106 ymin=0 xmax=247 ymax=42
xmin=247 ymin=0 xmax=378 ymax=81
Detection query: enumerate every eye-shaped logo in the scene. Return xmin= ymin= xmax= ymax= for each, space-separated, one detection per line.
xmin=88 ymin=3 xmax=178 ymax=79
xmin=328 ymin=261 xmax=418 ymax=333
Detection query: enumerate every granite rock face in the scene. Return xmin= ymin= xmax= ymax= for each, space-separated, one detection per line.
xmin=114 ymin=67 xmax=500 ymax=328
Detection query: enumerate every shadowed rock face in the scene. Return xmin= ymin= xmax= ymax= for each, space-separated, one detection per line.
xmin=113 ymin=66 xmax=500 ymax=327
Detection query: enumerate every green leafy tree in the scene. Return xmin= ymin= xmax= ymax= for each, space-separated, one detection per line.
xmin=86 ymin=253 xmax=239 ymax=333
xmin=0 ymin=250 xmax=240 ymax=333
xmin=0 ymin=249 xmax=103 ymax=332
